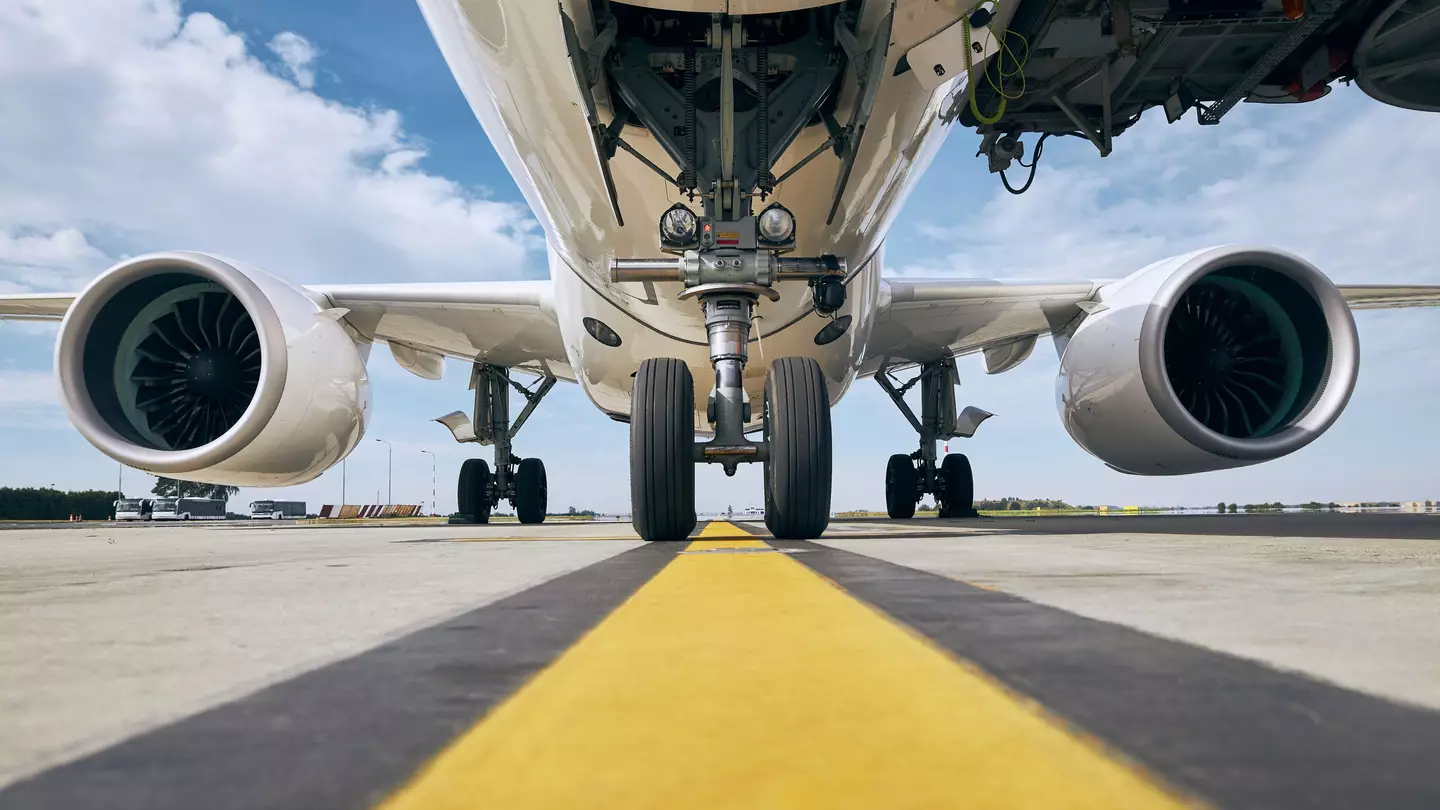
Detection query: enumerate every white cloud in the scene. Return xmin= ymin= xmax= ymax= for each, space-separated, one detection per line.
xmin=877 ymin=89 xmax=1440 ymax=506
xmin=0 ymin=228 xmax=110 ymax=292
xmin=902 ymin=88 xmax=1440 ymax=287
xmin=0 ymin=370 xmax=67 ymax=429
xmin=267 ymin=31 xmax=317 ymax=90
xmin=0 ymin=370 xmax=57 ymax=406
xmin=0 ymin=0 xmax=536 ymax=294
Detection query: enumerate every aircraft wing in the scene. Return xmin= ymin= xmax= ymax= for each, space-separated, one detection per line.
xmin=0 ymin=293 xmax=74 ymax=321
xmin=859 ymin=278 xmax=1101 ymax=376
xmin=0 ymin=281 xmax=574 ymax=381
xmin=306 ymin=281 xmax=573 ymax=381
xmin=860 ymin=278 xmax=1440 ymax=377
xmin=1337 ymin=285 xmax=1440 ymax=310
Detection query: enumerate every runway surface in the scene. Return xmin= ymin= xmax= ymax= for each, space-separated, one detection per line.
xmin=3 ymin=513 xmax=1440 ymax=808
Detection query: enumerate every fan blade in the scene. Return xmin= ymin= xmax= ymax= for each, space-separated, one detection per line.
xmin=130 ymin=358 xmax=178 ymax=383
xmin=173 ymin=299 xmax=205 ymax=352
xmin=151 ymin=314 xmax=194 ymax=358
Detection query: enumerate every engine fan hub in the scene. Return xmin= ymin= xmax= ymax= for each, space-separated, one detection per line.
xmin=186 ymin=349 xmax=243 ymax=399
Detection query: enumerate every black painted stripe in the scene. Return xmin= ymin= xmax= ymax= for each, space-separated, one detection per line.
xmin=0 ymin=543 xmax=677 ymax=810
xmin=782 ymin=540 xmax=1440 ymax=810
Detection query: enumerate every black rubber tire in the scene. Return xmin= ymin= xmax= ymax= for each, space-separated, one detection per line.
xmin=631 ymin=358 xmax=696 ymax=541
xmin=515 ymin=458 xmax=547 ymax=524
xmin=457 ymin=458 xmax=491 ymax=524
xmin=938 ymin=453 xmax=976 ymax=518
xmin=885 ymin=453 xmax=917 ymax=519
xmin=763 ymin=357 xmax=832 ymax=540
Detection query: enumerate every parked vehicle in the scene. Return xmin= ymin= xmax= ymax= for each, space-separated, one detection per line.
xmin=113 ymin=498 xmax=153 ymax=521
xmin=249 ymin=500 xmax=306 ymax=520
xmin=151 ymin=498 xmax=227 ymax=521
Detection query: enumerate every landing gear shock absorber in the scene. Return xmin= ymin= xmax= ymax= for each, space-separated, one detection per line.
xmin=693 ymin=287 xmax=765 ymax=476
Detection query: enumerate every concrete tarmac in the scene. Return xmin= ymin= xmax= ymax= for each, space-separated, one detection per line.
xmin=2 ymin=514 xmax=1439 ymax=808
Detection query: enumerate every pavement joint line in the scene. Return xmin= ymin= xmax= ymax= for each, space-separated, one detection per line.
xmin=377 ymin=519 xmax=1194 ymax=810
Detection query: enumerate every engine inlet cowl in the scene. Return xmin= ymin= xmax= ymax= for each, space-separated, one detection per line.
xmin=55 ymin=251 xmax=370 ymax=485
xmin=1057 ymin=245 xmax=1359 ymax=475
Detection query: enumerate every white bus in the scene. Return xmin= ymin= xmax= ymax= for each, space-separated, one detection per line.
xmin=114 ymin=498 xmax=153 ymax=521
xmin=151 ymin=498 xmax=227 ymax=521
xmin=249 ymin=500 xmax=307 ymax=520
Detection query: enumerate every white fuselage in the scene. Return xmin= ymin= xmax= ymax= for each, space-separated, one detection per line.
xmin=416 ymin=0 xmax=970 ymax=425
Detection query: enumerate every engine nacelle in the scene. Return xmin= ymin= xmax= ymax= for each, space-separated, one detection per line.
xmin=55 ymin=251 xmax=371 ymax=486
xmin=1057 ymin=245 xmax=1359 ymax=475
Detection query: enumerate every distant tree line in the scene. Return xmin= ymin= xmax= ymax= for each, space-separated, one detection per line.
xmin=976 ymin=497 xmax=1075 ymax=511
xmin=0 ymin=488 xmax=121 ymax=521
xmin=152 ymin=477 xmax=240 ymax=501
xmin=1215 ymin=501 xmax=1345 ymax=513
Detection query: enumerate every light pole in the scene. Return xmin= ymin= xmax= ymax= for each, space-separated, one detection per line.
xmin=419 ymin=450 xmax=436 ymax=516
xmin=341 ymin=457 xmax=347 ymax=506
xmin=374 ymin=439 xmax=392 ymax=505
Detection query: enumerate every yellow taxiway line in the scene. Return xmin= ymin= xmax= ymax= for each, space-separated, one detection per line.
xmin=381 ymin=521 xmax=1196 ymax=809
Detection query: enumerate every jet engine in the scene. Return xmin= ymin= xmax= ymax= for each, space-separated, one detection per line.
xmin=1057 ymin=246 xmax=1359 ymax=475
xmin=55 ymin=251 xmax=371 ymax=486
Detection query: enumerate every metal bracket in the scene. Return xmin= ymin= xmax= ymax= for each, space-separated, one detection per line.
xmin=1197 ymin=0 xmax=1347 ymax=125
xmin=562 ymin=11 xmax=624 ymax=226
xmin=876 ymin=369 xmax=924 ymax=434
xmin=826 ymin=10 xmax=894 ymax=225
xmin=507 ymin=371 xmax=556 ymax=440
xmin=1051 ymin=77 xmax=1113 ymax=157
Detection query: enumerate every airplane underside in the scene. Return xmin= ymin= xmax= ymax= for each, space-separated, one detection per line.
xmin=5 ymin=0 xmax=1440 ymax=544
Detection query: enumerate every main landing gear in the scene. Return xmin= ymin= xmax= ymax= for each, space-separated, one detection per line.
xmin=876 ymin=359 xmax=994 ymax=520
xmin=435 ymin=363 xmax=556 ymax=525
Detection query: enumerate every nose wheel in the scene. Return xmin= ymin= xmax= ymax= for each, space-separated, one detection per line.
xmin=762 ymin=357 xmax=832 ymax=540
xmin=630 ymin=358 xmax=697 ymax=541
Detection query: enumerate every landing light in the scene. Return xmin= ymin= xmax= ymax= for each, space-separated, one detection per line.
xmin=757 ymin=203 xmax=795 ymax=245
xmin=659 ymin=204 xmax=698 ymax=247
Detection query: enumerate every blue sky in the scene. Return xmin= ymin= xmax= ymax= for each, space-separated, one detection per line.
xmin=2 ymin=0 xmax=1438 ymax=514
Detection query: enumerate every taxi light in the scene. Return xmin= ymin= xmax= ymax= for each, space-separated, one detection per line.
xmin=757 ymin=203 xmax=796 ymax=244
xmin=659 ymin=204 xmax=698 ymax=247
